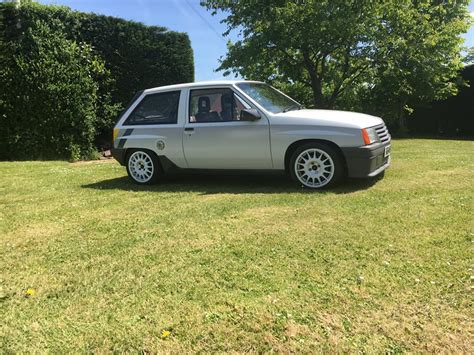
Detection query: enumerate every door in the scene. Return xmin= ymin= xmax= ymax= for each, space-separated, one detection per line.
xmin=183 ymin=87 xmax=272 ymax=169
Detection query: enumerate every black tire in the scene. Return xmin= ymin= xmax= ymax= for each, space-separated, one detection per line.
xmin=125 ymin=149 xmax=161 ymax=185
xmin=288 ymin=142 xmax=344 ymax=189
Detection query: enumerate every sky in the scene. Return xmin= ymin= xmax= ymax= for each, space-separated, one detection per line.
xmin=39 ymin=0 xmax=474 ymax=82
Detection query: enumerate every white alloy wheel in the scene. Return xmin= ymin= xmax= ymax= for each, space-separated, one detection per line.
xmin=294 ymin=148 xmax=335 ymax=188
xmin=128 ymin=151 xmax=155 ymax=183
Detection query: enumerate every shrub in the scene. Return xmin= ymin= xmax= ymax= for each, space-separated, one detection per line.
xmin=5 ymin=2 xmax=194 ymax=106
xmin=0 ymin=17 xmax=110 ymax=160
xmin=0 ymin=2 xmax=194 ymax=160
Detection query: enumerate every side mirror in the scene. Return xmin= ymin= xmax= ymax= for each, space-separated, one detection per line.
xmin=240 ymin=108 xmax=261 ymax=121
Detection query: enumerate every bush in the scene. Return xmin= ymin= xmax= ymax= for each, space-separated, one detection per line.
xmin=4 ymin=2 xmax=194 ymax=107
xmin=0 ymin=2 xmax=194 ymax=160
xmin=0 ymin=18 xmax=109 ymax=160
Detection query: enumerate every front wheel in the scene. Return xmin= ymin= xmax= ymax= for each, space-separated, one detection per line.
xmin=289 ymin=143 xmax=344 ymax=189
xmin=126 ymin=149 xmax=161 ymax=184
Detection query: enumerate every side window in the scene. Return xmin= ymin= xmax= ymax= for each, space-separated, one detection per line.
xmin=124 ymin=91 xmax=180 ymax=125
xmin=189 ymin=88 xmax=248 ymax=123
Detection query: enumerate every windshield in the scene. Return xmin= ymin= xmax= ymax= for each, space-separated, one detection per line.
xmin=236 ymin=82 xmax=301 ymax=114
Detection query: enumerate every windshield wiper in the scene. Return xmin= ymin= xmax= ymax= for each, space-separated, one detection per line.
xmin=282 ymin=104 xmax=303 ymax=113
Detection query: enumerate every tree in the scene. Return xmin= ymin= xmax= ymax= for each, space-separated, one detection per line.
xmin=365 ymin=1 xmax=471 ymax=131
xmin=202 ymin=0 xmax=471 ymax=130
xmin=462 ymin=46 xmax=474 ymax=65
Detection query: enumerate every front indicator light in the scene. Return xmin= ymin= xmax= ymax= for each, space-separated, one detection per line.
xmin=113 ymin=128 xmax=119 ymax=142
xmin=361 ymin=127 xmax=378 ymax=145
xmin=362 ymin=129 xmax=370 ymax=145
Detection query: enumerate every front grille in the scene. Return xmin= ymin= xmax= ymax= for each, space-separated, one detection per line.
xmin=375 ymin=124 xmax=391 ymax=143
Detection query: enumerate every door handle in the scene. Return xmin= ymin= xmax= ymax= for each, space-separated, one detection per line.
xmin=184 ymin=127 xmax=194 ymax=135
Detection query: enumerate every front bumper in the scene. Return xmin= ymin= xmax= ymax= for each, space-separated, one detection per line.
xmin=341 ymin=141 xmax=391 ymax=178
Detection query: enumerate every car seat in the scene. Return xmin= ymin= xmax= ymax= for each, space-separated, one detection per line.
xmin=220 ymin=93 xmax=237 ymax=121
xmin=195 ymin=96 xmax=220 ymax=122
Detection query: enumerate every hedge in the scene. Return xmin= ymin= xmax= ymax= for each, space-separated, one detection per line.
xmin=408 ymin=65 xmax=474 ymax=137
xmin=0 ymin=2 xmax=194 ymax=160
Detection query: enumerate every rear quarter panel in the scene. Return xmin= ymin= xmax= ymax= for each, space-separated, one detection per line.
xmin=116 ymin=126 xmax=187 ymax=167
xmin=114 ymin=88 xmax=189 ymax=168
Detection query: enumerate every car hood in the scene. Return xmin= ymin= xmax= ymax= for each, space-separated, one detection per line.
xmin=272 ymin=109 xmax=384 ymax=129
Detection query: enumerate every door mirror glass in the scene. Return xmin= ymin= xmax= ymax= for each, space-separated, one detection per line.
xmin=240 ymin=108 xmax=261 ymax=121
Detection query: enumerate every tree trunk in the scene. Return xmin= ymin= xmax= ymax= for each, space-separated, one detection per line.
xmin=310 ymin=76 xmax=325 ymax=108
xmin=302 ymin=50 xmax=326 ymax=108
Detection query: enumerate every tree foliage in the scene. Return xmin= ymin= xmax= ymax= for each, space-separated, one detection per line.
xmin=202 ymin=0 xmax=471 ymax=130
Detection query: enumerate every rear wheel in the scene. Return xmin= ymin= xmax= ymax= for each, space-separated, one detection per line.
xmin=289 ymin=143 xmax=344 ymax=189
xmin=126 ymin=149 xmax=160 ymax=184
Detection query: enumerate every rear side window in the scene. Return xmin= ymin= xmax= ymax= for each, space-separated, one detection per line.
xmin=124 ymin=91 xmax=180 ymax=125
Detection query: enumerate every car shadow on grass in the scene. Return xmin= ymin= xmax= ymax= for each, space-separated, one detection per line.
xmin=82 ymin=171 xmax=383 ymax=195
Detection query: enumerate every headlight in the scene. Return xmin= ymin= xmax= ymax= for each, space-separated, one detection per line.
xmin=361 ymin=127 xmax=378 ymax=145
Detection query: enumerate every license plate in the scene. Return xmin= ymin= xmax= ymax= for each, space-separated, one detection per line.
xmin=384 ymin=145 xmax=391 ymax=157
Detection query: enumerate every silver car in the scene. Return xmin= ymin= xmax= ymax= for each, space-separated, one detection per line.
xmin=112 ymin=81 xmax=391 ymax=189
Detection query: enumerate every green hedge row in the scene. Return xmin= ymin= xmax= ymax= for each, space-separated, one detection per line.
xmin=0 ymin=2 xmax=194 ymax=160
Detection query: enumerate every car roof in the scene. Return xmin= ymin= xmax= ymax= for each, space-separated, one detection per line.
xmin=143 ymin=80 xmax=264 ymax=93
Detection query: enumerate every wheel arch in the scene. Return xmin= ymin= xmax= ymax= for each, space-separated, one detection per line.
xmin=125 ymin=148 xmax=164 ymax=173
xmin=284 ymin=139 xmax=348 ymax=173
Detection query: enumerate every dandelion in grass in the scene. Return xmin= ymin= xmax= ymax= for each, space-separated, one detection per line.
xmin=161 ymin=330 xmax=171 ymax=339
xmin=25 ymin=288 xmax=36 ymax=297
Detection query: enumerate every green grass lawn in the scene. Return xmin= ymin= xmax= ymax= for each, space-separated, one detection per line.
xmin=1 ymin=139 xmax=473 ymax=352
